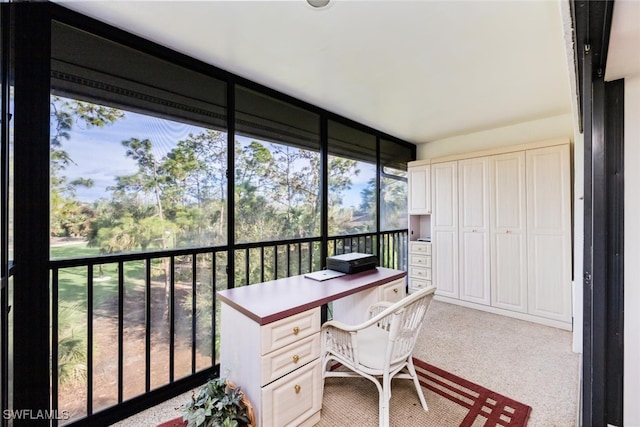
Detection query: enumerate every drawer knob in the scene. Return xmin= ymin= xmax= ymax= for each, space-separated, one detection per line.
xmin=294 ymin=384 xmax=301 ymax=394
xmin=293 ymin=326 xmax=300 ymax=335
xmin=292 ymin=354 xmax=300 ymax=363
xmin=393 ymin=288 xmax=398 ymax=293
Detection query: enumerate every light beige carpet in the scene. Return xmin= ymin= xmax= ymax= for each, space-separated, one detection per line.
xmin=316 ymin=357 xmax=531 ymax=427
xmin=115 ymin=299 xmax=579 ymax=427
xmin=413 ymin=300 xmax=580 ymax=427
xmin=317 ymin=376 xmax=472 ymax=427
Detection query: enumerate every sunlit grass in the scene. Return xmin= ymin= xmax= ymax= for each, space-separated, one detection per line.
xmin=50 ymin=241 xmax=101 ymax=260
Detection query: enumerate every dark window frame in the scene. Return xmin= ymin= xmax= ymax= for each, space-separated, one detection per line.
xmin=572 ymin=1 xmax=624 ymax=426
xmin=7 ymin=3 xmax=416 ymax=426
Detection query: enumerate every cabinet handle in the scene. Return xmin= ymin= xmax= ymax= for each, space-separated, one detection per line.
xmin=472 ymin=229 xmax=477 ymax=233
xmin=294 ymin=384 xmax=301 ymax=394
xmin=393 ymin=288 xmax=398 ymax=293
xmin=293 ymin=326 xmax=300 ymax=335
xmin=292 ymin=354 xmax=300 ymax=363
xmin=506 ymin=230 xmax=511 ymax=234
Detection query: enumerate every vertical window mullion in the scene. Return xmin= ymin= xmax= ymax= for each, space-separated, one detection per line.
xmin=145 ymin=257 xmax=151 ymax=392
xmin=51 ymin=268 xmax=60 ymax=427
xmin=191 ymin=255 xmax=197 ymax=374
xmin=169 ymin=256 xmax=175 ymax=383
xmin=117 ymin=261 xmax=124 ymax=403
xmin=87 ymin=264 xmax=94 ymax=415
xmin=13 ymin=3 xmax=51 ymax=419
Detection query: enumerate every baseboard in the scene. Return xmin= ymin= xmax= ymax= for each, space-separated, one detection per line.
xmin=433 ymin=295 xmax=573 ymax=331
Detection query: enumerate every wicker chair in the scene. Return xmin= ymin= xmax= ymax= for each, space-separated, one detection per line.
xmin=321 ymin=287 xmax=434 ymax=427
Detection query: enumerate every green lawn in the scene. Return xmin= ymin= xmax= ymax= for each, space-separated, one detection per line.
xmin=50 ymin=242 xmax=157 ymax=322
xmin=52 ymin=243 xmax=119 ymax=309
xmin=50 ymin=242 xmax=101 ymax=260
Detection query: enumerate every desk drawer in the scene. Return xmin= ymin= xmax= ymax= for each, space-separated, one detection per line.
xmin=409 ymin=241 xmax=432 ymax=254
xmin=409 ymin=253 xmax=431 ymax=268
xmin=260 ymin=307 xmax=320 ymax=355
xmin=261 ymin=333 xmax=320 ymax=386
xmin=409 ymin=278 xmax=432 ymax=291
xmin=261 ymin=358 xmax=322 ymax=427
xmin=378 ymin=279 xmax=405 ymax=303
xmin=409 ymin=266 xmax=432 ymax=281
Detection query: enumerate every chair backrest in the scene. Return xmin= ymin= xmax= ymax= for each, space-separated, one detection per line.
xmin=381 ymin=288 xmax=433 ymax=366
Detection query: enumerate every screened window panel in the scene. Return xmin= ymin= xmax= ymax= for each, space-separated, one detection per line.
xmin=234 ymin=86 xmax=321 ymax=243
xmin=51 ymin=21 xmax=226 ymax=129
xmin=328 ymin=120 xmax=376 ymax=163
xmin=327 ymin=121 xmax=377 ymax=236
xmin=380 ymin=138 xmax=413 ymax=171
xmin=235 ymin=86 xmax=320 ymax=151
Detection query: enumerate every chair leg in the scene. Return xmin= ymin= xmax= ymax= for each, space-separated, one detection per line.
xmin=320 ymin=354 xmax=334 ymax=398
xmin=379 ymin=374 xmax=391 ymax=427
xmin=407 ymin=358 xmax=428 ymax=412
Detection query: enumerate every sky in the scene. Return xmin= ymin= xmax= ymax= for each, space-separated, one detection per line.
xmin=59 ymin=104 xmax=372 ymax=207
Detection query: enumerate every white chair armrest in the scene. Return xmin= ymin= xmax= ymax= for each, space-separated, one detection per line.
xmin=322 ymin=321 xmax=358 ymax=363
xmin=322 ymin=319 xmax=361 ymax=333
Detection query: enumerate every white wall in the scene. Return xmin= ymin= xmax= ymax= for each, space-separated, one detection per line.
xmin=416 ymin=113 xmax=574 ymax=159
xmin=624 ymin=74 xmax=640 ymax=427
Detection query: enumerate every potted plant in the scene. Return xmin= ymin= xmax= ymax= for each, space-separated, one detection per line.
xmin=182 ymin=377 xmax=255 ymax=427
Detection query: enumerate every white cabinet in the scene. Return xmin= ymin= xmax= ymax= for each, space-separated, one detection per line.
xmin=429 ymin=142 xmax=572 ymax=330
xmin=408 ymin=165 xmax=431 ymax=214
xmin=408 ymin=241 xmax=433 ymax=294
xmin=526 ymin=145 xmax=572 ymax=323
xmin=490 ymin=152 xmax=527 ymax=313
xmin=458 ymin=157 xmax=491 ymax=305
xmin=220 ymin=306 xmax=323 ymax=427
xmin=432 ymin=161 xmax=458 ymax=299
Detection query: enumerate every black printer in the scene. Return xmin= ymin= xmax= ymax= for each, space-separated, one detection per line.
xmin=326 ymin=252 xmax=378 ymax=274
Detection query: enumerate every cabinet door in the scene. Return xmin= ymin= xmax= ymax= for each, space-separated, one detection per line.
xmin=408 ymin=165 xmax=431 ymax=214
xmin=490 ymin=152 xmax=527 ymax=313
xmin=526 ymin=145 xmax=572 ymax=323
xmin=458 ymin=157 xmax=491 ymax=305
xmin=432 ymin=161 xmax=458 ymax=298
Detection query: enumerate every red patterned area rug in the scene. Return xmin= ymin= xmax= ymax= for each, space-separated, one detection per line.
xmin=317 ymin=358 xmax=531 ymax=427
xmin=156 ymin=418 xmax=186 ymax=427
xmin=413 ymin=358 xmax=532 ymax=427
xmin=159 ymin=358 xmax=532 ymax=427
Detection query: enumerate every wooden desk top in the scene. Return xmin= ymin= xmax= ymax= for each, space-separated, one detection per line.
xmin=216 ymin=267 xmax=406 ymax=325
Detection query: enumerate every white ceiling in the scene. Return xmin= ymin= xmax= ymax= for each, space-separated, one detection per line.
xmin=606 ymin=0 xmax=640 ymax=81
xmin=56 ymin=0 xmax=575 ymax=144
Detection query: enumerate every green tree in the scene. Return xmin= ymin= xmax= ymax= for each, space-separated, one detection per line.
xmin=380 ymin=169 xmax=408 ymax=230
xmin=234 ymin=141 xmax=280 ymax=243
xmin=162 ymin=130 xmax=227 ymax=246
xmin=327 ymin=156 xmax=361 ymax=235
xmin=50 ymin=96 xmax=124 ymax=237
